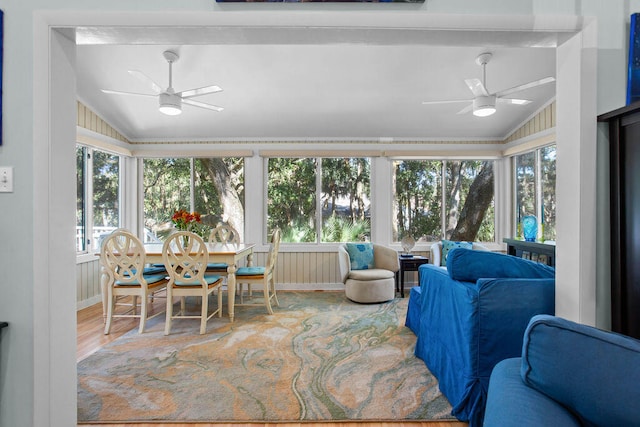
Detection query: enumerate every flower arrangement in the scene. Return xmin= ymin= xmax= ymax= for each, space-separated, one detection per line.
xmin=171 ymin=209 xmax=202 ymax=232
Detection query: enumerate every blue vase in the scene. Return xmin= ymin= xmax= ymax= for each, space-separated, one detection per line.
xmin=522 ymin=215 xmax=537 ymax=242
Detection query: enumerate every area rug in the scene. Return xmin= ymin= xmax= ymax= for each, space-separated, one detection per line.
xmin=77 ymin=291 xmax=453 ymax=423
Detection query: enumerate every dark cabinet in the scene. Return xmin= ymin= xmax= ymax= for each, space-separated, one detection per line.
xmin=503 ymin=238 xmax=555 ymax=267
xmin=599 ymin=102 xmax=640 ymax=339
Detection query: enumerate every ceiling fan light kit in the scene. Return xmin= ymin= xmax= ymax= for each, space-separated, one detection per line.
xmin=159 ymin=91 xmax=182 ymax=115
xmin=472 ymin=95 xmax=496 ymax=117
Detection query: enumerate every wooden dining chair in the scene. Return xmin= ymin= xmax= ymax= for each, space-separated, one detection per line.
xmin=206 ymin=224 xmax=241 ymax=275
xmin=100 ymin=228 xmax=168 ymax=335
xmin=234 ymin=228 xmax=281 ymax=315
xmin=162 ymin=231 xmax=224 ymax=335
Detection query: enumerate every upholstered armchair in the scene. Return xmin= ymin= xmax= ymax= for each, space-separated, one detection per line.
xmin=338 ymin=243 xmax=399 ymax=303
xmin=430 ymin=240 xmax=490 ymax=267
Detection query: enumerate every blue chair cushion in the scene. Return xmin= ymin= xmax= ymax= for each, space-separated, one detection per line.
xmin=206 ymin=262 xmax=228 ymax=270
xmin=521 ymin=315 xmax=640 ymax=427
xmin=441 ymin=239 xmax=472 ymax=266
xmin=344 ymin=242 xmax=374 ymax=270
xmin=446 ymin=248 xmax=555 ymax=282
xmin=174 ymin=274 xmax=221 ymax=286
xmin=115 ymin=274 xmax=166 ymax=286
xmin=236 ymin=266 xmax=266 ymax=276
xmin=142 ymin=266 xmax=167 ymax=275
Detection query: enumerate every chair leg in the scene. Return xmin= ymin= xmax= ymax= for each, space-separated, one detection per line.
xmin=200 ymin=292 xmax=208 ymax=335
xmin=132 ymin=295 xmax=138 ymax=314
xmin=164 ymin=291 xmax=173 ymax=336
xmin=263 ymin=278 xmax=274 ymax=315
xmin=104 ymin=291 xmax=114 ymax=335
xmin=138 ymin=292 xmax=148 ymax=334
xmin=271 ymin=276 xmax=279 ymax=307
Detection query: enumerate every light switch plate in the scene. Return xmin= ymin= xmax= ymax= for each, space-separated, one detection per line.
xmin=0 ymin=167 xmax=14 ymax=193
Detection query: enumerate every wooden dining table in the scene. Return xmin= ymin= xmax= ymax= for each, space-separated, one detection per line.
xmin=99 ymin=242 xmax=255 ymax=323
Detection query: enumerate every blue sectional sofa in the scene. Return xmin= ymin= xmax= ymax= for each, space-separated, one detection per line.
xmin=484 ymin=315 xmax=640 ymax=426
xmin=405 ymin=248 xmax=555 ymax=426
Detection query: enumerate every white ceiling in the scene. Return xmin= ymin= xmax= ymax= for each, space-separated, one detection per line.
xmin=74 ymin=24 xmax=559 ymax=143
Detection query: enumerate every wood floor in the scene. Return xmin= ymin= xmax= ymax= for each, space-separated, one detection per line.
xmin=77 ymin=297 xmax=467 ymax=427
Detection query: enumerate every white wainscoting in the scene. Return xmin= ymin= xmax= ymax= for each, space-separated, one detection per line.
xmin=76 ymin=250 xmax=428 ymax=309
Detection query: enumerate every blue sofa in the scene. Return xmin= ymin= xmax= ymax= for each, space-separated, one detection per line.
xmin=485 ymin=315 xmax=640 ymax=426
xmin=405 ymin=248 xmax=555 ymax=426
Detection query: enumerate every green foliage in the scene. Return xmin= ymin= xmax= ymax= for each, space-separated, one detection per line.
xmin=322 ymin=216 xmax=370 ymax=242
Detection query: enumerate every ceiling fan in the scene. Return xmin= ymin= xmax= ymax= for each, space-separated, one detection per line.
xmin=101 ymin=50 xmax=223 ymax=116
xmin=422 ymin=52 xmax=555 ymax=117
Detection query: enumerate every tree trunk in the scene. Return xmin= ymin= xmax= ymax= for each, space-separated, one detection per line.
xmin=200 ymin=158 xmax=245 ymax=241
xmin=450 ymin=161 xmax=494 ymax=241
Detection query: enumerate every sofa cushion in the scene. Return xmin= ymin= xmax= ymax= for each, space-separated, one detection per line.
xmin=446 ymin=248 xmax=555 ymax=282
xmin=484 ymin=358 xmax=581 ymax=427
xmin=521 ymin=315 xmax=640 ymax=427
xmin=441 ymin=239 xmax=472 ymax=266
xmin=345 ymin=242 xmax=374 ymax=270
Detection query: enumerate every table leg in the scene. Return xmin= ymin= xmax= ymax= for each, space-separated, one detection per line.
xmin=400 ymin=269 xmax=406 ymax=298
xmin=227 ymin=264 xmax=237 ymax=323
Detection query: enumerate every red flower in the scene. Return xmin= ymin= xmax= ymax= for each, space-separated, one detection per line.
xmin=171 ymin=209 xmax=202 ymax=231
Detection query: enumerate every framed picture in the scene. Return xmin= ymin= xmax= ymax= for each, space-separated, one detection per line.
xmin=217 ymin=0 xmax=423 ymax=2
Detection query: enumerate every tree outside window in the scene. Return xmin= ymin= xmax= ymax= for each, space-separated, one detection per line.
xmin=143 ymin=157 xmax=244 ymax=241
xmin=393 ymin=160 xmax=495 ymax=243
xmin=267 ymin=157 xmax=371 ymax=243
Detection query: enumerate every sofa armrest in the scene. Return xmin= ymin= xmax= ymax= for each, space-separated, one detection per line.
xmin=475 ymin=278 xmax=555 ymax=373
xmin=521 ymin=315 xmax=640 ymax=427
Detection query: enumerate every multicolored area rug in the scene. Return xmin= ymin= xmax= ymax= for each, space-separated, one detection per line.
xmin=77 ymin=291 xmax=453 ymax=423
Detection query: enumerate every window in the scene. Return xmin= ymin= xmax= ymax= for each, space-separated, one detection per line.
xmin=267 ymin=157 xmax=371 ymax=243
xmin=143 ymin=157 xmax=245 ymax=241
xmin=393 ymin=160 xmax=495 ymax=243
xmin=514 ymin=145 xmax=556 ymax=241
xmin=76 ymin=145 xmax=121 ymax=253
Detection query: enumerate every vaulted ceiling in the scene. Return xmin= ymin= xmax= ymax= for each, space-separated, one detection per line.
xmin=74 ymin=21 xmax=559 ymax=143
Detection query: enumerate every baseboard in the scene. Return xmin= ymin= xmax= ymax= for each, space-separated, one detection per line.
xmin=77 ymin=294 xmax=102 ymax=311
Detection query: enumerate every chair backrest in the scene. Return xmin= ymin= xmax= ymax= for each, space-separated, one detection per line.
xmin=208 ymin=224 xmax=240 ymax=244
xmin=100 ymin=228 xmax=147 ymax=286
xmin=265 ymin=228 xmax=282 ymax=273
xmin=430 ymin=240 xmax=490 ymax=266
xmin=163 ymin=231 xmax=209 ymax=287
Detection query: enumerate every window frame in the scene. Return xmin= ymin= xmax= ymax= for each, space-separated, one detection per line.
xmin=511 ymin=143 xmax=556 ymax=242
xmin=264 ymin=155 xmax=373 ymax=245
xmin=76 ymin=144 xmax=123 ymax=256
xmin=391 ymin=157 xmax=498 ymax=244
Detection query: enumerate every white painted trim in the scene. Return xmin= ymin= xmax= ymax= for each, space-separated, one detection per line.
xmin=33 ymin=11 xmax=594 ymax=427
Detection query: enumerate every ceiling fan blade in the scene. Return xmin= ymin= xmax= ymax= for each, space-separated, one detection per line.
xmin=183 ymin=98 xmax=224 ymax=112
xmin=128 ymin=70 xmax=163 ymax=94
xmin=496 ymin=77 xmax=556 ymax=97
xmin=422 ymin=99 xmax=471 ymax=105
xmin=456 ymin=104 xmax=474 ymax=115
xmin=101 ymin=89 xmax=156 ymax=98
xmin=179 ymin=85 xmax=223 ymax=99
xmin=496 ymin=98 xmax=532 ymax=106
xmin=464 ymin=78 xmax=490 ymax=97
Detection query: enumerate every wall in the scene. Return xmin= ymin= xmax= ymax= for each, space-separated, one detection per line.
xmin=0 ymin=1 xmax=633 ymax=427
